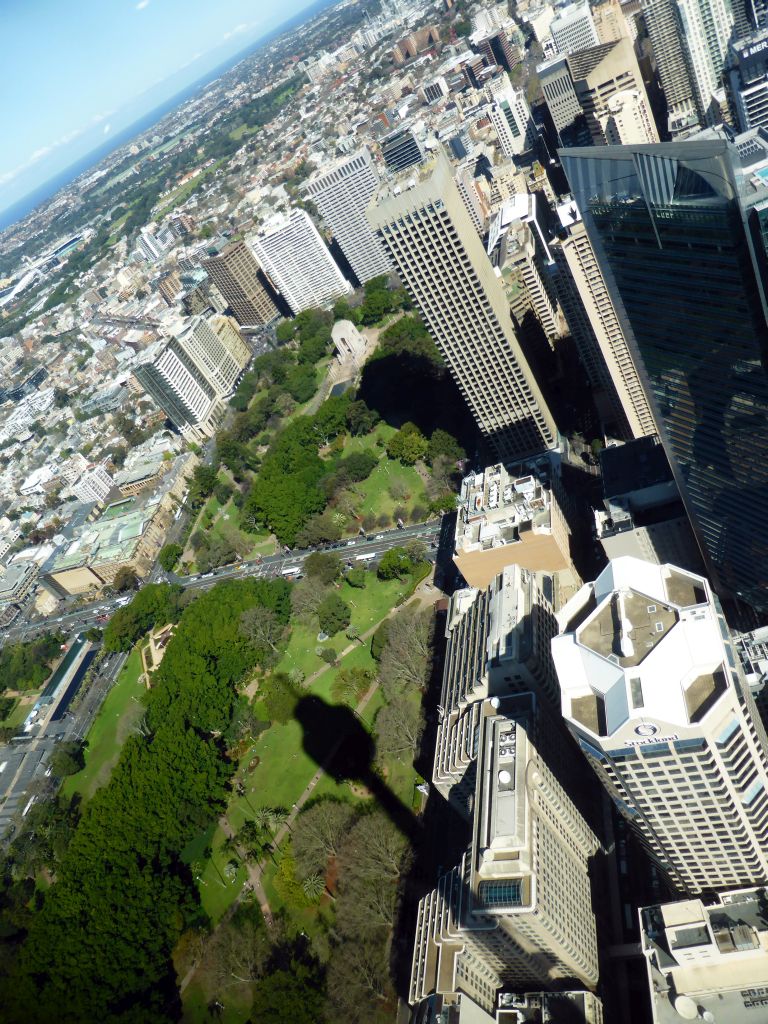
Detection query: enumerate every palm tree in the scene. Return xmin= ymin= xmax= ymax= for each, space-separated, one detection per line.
xmin=302 ymin=872 xmax=325 ymax=902
xmin=268 ymin=805 xmax=291 ymax=834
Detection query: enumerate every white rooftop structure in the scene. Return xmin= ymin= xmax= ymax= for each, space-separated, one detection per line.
xmin=640 ymin=889 xmax=768 ymax=1024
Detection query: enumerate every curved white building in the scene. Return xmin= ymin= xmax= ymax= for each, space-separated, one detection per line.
xmin=552 ymin=556 xmax=768 ymax=894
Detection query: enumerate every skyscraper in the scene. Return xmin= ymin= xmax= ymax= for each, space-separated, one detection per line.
xmin=539 ymin=38 xmax=658 ymax=146
xmin=561 ymin=139 xmax=768 ymax=610
xmin=641 ymin=0 xmax=699 ymax=136
xmin=485 ymin=76 xmax=538 ymax=158
xmin=173 ymin=315 xmax=250 ymax=396
xmin=302 ymin=147 xmax=391 ymax=285
xmin=250 ymin=209 xmax=352 ymax=315
xmin=380 ymin=125 xmax=424 ymax=171
xmin=552 ymin=555 xmax=768 ymax=894
xmin=411 ymin=692 xmax=600 ymax=1014
xmin=554 ymin=199 xmax=656 ymax=439
xmin=676 ymin=0 xmax=734 ymax=120
xmin=367 ymin=150 xmax=558 ymax=462
xmin=202 ymin=241 xmax=278 ymax=327
xmin=549 ymin=1 xmax=600 ymax=54
xmin=133 ymin=339 xmax=224 ymax=441
xmin=727 ymin=28 xmax=768 ymax=132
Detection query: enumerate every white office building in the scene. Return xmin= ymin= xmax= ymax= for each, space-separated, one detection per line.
xmin=552 ymin=556 xmax=768 ymax=894
xmin=485 ymin=78 xmax=538 ymax=157
xmin=302 ymin=148 xmax=391 ymax=285
xmin=71 ymin=465 xmax=113 ymax=505
xmin=549 ymin=1 xmax=600 ymax=54
xmin=133 ymin=339 xmax=224 ymax=441
xmin=250 ymin=209 xmax=352 ymax=314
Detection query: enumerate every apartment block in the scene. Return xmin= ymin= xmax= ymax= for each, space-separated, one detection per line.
xmin=133 ymin=339 xmax=225 ymax=441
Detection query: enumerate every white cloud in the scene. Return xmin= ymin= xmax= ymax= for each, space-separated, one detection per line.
xmin=135 ymin=0 xmax=150 ymax=10
xmin=223 ymin=22 xmax=251 ymax=41
xmin=0 ymin=125 xmax=90 ymax=191
xmin=103 ymin=123 xmax=112 ymax=135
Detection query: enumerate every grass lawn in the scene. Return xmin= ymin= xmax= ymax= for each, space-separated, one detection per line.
xmin=1 ymin=698 xmax=34 ymax=730
xmin=209 ymin=500 xmax=277 ymax=560
xmin=62 ymin=648 xmax=145 ymax=801
xmin=351 ymin=458 xmax=428 ymax=528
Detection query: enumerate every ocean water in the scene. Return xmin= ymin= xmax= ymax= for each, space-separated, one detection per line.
xmin=0 ymin=0 xmax=331 ymax=233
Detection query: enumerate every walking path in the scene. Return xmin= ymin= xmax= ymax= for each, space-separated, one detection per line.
xmin=179 ymin=573 xmax=441 ymax=994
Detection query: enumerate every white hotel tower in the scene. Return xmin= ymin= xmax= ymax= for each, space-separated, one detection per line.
xmin=552 ymin=556 xmax=768 ymax=895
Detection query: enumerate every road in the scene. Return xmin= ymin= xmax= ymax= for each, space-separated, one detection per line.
xmin=2 ymin=520 xmax=442 ymax=646
xmin=0 ymin=649 xmax=128 ymax=839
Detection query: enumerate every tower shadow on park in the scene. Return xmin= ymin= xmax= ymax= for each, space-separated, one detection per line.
xmin=294 ymin=695 xmax=422 ymax=844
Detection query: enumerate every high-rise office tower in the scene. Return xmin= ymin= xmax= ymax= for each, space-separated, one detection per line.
xmin=485 ymin=77 xmax=538 ymax=157
xmin=411 ymin=692 xmax=600 ymax=1013
xmin=487 ymin=195 xmax=561 ymax=341
xmin=554 ymin=200 xmax=655 ymax=439
xmin=477 ymin=29 xmax=520 ymax=74
xmin=727 ymin=29 xmax=768 ymax=132
xmin=133 ymin=339 xmax=224 ymax=441
xmin=561 ymin=140 xmax=768 ymax=610
xmin=676 ymin=0 xmax=734 ymax=121
xmin=302 ymin=148 xmax=391 ymax=285
xmin=539 ymin=38 xmax=658 ymax=146
xmin=367 ymin=150 xmax=558 ymax=462
xmin=552 ymin=556 xmax=768 ymax=894
xmin=549 ymin=1 xmax=600 ymax=54
xmin=173 ymin=315 xmax=250 ymax=397
xmin=202 ymin=241 xmax=278 ymax=327
xmin=433 ymin=564 xmax=560 ymax=812
xmin=208 ymin=314 xmax=251 ymax=370
xmin=250 ymin=209 xmax=352 ymax=315
xmin=641 ymin=0 xmax=699 ymax=135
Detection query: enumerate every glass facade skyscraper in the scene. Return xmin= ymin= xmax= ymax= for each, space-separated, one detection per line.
xmin=561 ymin=139 xmax=768 ymax=611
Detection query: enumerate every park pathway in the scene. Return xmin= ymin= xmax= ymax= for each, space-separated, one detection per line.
xmin=178 ymin=572 xmax=441 ymax=995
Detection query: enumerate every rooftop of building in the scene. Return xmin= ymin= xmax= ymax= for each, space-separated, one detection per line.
xmin=599 ymin=436 xmax=673 ymax=500
xmin=552 ymin=557 xmax=727 ymax=739
xmin=497 ymin=989 xmax=602 ymax=1024
xmin=454 ymin=460 xmax=556 ymax=555
xmin=470 ymin=694 xmax=535 ymax=915
xmin=641 ymin=889 xmax=768 ymax=1024
xmin=0 ymin=560 xmax=37 ymax=603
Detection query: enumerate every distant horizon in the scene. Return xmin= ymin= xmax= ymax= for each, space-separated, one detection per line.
xmin=0 ymin=0 xmax=330 ymax=231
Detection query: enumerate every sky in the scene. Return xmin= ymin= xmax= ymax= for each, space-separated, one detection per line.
xmin=0 ymin=0 xmax=313 ymax=216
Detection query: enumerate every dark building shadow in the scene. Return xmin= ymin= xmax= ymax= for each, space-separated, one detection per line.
xmin=294 ymin=695 xmax=422 ymax=845
xmin=357 ymin=350 xmax=477 ymax=453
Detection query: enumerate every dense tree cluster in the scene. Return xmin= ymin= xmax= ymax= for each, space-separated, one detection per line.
xmin=103 ymin=583 xmax=184 ymax=652
xmin=0 ymin=633 xmax=64 ymax=693
xmin=0 ymin=579 xmax=291 ymax=1023
xmin=243 ymin=396 xmax=352 ymax=545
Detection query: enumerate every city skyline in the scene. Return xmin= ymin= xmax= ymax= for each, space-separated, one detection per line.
xmin=0 ymin=0 xmax=319 ymax=219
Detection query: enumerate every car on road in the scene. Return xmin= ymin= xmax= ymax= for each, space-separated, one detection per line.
xmin=374 ymin=534 xmax=384 ymax=540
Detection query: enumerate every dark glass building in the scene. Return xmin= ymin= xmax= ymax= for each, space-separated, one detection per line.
xmin=561 ymin=139 xmax=768 ymax=612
